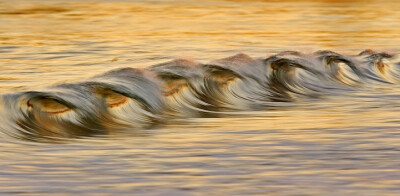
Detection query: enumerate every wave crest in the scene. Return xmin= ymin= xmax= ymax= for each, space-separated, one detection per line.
xmin=1 ymin=50 xmax=399 ymax=141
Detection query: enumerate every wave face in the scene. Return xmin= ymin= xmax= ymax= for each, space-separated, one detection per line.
xmin=1 ymin=50 xmax=399 ymax=141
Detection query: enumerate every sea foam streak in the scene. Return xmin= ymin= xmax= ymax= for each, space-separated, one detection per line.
xmin=0 ymin=50 xmax=399 ymax=141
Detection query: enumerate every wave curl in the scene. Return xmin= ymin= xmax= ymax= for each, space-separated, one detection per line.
xmin=1 ymin=50 xmax=399 ymax=141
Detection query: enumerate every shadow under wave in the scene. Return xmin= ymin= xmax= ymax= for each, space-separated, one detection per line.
xmin=0 ymin=49 xmax=399 ymax=142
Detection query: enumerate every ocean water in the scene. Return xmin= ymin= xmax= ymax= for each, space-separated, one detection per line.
xmin=1 ymin=0 xmax=400 ymax=195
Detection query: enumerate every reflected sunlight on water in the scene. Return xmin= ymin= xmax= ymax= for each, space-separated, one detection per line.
xmin=1 ymin=0 xmax=400 ymax=195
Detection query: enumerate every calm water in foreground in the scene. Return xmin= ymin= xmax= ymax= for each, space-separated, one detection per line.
xmin=1 ymin=0 xmax=400 ymax=195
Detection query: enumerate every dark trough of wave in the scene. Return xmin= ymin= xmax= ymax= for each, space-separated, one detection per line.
xmin=0 ymin=50 xmax=399 ymax=141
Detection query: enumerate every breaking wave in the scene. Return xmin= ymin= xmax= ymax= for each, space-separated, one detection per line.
xmin=1 ymin=50 xmax=399 ymax=141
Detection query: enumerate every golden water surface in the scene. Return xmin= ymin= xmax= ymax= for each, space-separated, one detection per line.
xmin=1 ymin=0 xmax=400 ymax=195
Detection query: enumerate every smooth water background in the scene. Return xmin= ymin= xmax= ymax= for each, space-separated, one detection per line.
xmin=1 ymin=0 xmax=400 ymax=195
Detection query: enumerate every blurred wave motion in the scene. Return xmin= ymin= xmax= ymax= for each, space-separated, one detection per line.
xmin=1 ymin=50 xmax=399 ymax=140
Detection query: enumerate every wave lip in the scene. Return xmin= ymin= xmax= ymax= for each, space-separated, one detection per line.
xmin=0 ymin=85 xmax=106 ymax=140
xmin=202 ymin=53 xmax=268 ymax=110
